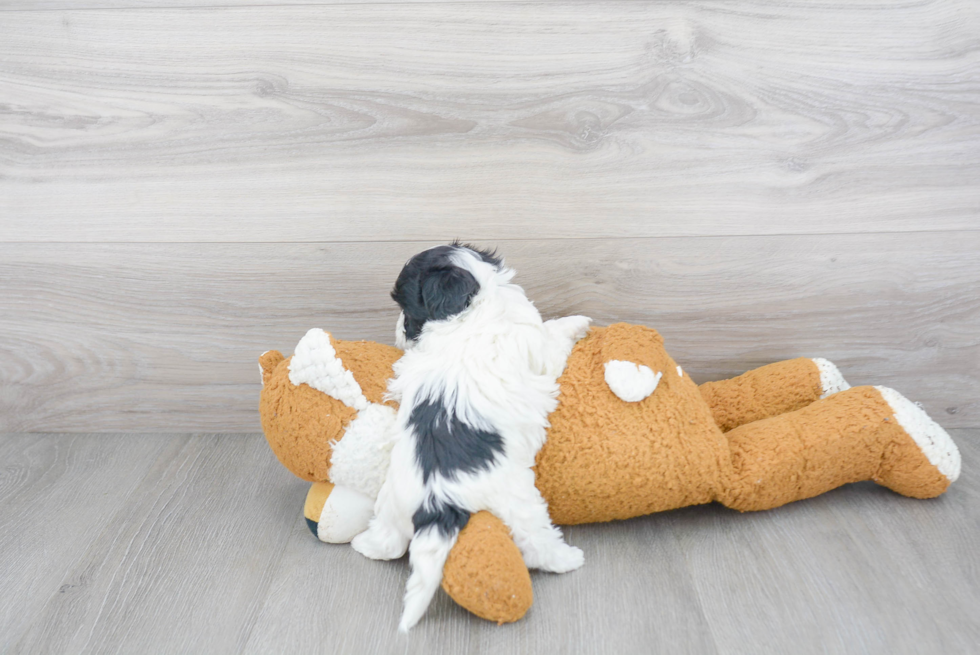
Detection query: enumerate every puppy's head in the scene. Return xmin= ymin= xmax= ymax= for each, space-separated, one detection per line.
xmin=392 ymin=242 xmax=504 ymax=348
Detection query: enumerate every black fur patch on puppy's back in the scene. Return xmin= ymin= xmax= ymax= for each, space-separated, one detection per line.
xmin=412 ymin=500 xmax=470 ymax=538
xmin=409 ymin=397 xmax=504 ymax=484
xmin=391 ymin=245 xmax=481 ymax=343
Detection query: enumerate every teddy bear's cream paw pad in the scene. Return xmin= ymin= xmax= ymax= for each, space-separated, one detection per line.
xmin=604 ymin=360 xmax=662 ymax=402
xmin=813 ymin=358 xmax=850 ymax=398
xmin=876 ymin=386 xmax=961 ymax=482
xmin=288 ymin=328 xmax=369 ymax=411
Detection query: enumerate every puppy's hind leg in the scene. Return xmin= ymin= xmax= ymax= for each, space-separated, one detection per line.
xmin=487 ymin=468 xmax=584 ymax=573
xmin=351 ymin=440 xmax=419 ymax=560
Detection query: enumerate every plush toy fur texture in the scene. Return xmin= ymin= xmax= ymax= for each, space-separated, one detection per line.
xmin=259 ymin=339 xmax=401 ymax=483
xmin=259 ymin=323 xmax=960 ymax=624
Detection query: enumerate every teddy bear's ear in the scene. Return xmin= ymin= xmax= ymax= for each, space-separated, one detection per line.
xmin=604 ymin=360 xmax=662 ymax=402
xmin=288 ymin=328 xmax=369 ymax=411
xmin=259 ymin=350 xmax=285 ymax=386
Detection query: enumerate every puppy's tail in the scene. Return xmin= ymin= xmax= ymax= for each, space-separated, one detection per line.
xmin=399 ymin=500 xmax=470 ymax=632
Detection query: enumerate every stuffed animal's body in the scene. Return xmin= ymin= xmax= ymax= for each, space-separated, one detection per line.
xmin=259 ymin=323 xmax=960 ymax=624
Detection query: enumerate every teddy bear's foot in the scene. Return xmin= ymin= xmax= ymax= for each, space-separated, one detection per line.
xmin=813 ymin=358 xmax=850 ymax=398
xmin=303 ymin=481 xmax=375 ymax=544
xmin=873 ymin=386 xmax=961 ymax=498
xmin=721 ymin=385 xmax=961 ymax=511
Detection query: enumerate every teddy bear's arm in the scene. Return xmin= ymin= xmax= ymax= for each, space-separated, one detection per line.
xmin=698 ymin=358 xmax=850 ymax=432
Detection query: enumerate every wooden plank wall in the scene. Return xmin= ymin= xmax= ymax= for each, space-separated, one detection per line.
xmin=1 ymin=1 xmax=978 ymax=432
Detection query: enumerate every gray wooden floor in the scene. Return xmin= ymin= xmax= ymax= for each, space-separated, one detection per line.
xmin=1 ymin=430 xmax=977 ymax=654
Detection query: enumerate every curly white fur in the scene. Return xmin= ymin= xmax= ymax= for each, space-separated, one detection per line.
xmin=351 ymin=247 xmax=591 ymax=632
xmin=288 ymin=328 xmax=369 ymax=411
xmin=329 ymin=402 xmax=399 ymax=499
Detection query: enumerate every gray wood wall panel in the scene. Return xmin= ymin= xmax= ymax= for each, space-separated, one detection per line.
xmin=2 ymin=431 xmax=978 ymax=653
xmin=1 ymin=1 xmax=978 ymax=241
xmin=1 ymin=1 xmax=977 ymax=432
xmin=2 ymin=233 xmax=977 ymax=432
xmin=2 ymin=0 xmax=509 ymax=8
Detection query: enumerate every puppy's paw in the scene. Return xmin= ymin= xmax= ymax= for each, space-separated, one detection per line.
xmin=316 ymin=485 xmax=375 ymax=544
xmin=553 ymin=315 xmax=592 ymax=342
xmin=350 ymin=522 xmax=408 ymax=560
xmin=544 ymin=544 xmax=585 ymax=573
xmin=528 ymin=543 xmax=585 ymax=573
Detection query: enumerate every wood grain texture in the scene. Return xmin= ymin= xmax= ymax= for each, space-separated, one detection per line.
xmin=6 ymin=433 xmax=301 ymax=654
xmin=1 ymin=0 xmax=521 ymax=8
xmin=1 ymin=430 xmax=977 ymax=653
xmin=0 ymin=434 xmax=173 ymax=647
xmin=2 ymin=233 xmax=977 ymax=432
xmin=1 ymin=1 xmax=978 ymax=241
xmin=3 ymin=0 xmax=506 ymax=8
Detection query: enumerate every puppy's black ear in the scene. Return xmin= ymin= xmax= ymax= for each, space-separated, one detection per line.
xmin=421 ymin=266 xmax=479 ymax=321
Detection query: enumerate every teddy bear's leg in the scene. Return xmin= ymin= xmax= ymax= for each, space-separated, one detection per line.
xmin=699 ymin=357 xmax=850 ymax=432
xmin=718 ymin=385 xmax=960 ymax=512
xmin=302 ymin=481 xmax=375 ymax=544
xmin=441 ymin=511 xmax=534 ymax=624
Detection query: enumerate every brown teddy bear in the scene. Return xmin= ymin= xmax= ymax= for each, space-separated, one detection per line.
xmin=259 ymin=323 xmax=960 ymax=624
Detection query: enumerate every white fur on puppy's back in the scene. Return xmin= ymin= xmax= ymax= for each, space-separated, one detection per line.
xmin=365 ymin=248 xmax=587 ymax=631
xmin=388 ymin=250 xmax=566 ymax=465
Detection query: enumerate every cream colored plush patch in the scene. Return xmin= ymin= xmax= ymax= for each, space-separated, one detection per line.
xmin=813 ymin=358 xmax=850 ymax=398
xmin=329 ymin=402 xmax=398 ymax=498
xmin=876 ymin=386 xmax=961 ymax=482
xmin=603 ymin=360 xmax=662 ymax=402
xmin=288 ymin=328 xmax=369 ymax=411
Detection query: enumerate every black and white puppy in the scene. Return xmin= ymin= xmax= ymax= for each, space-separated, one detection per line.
xmin=350 ymin=243 xmax=592 ymax=632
